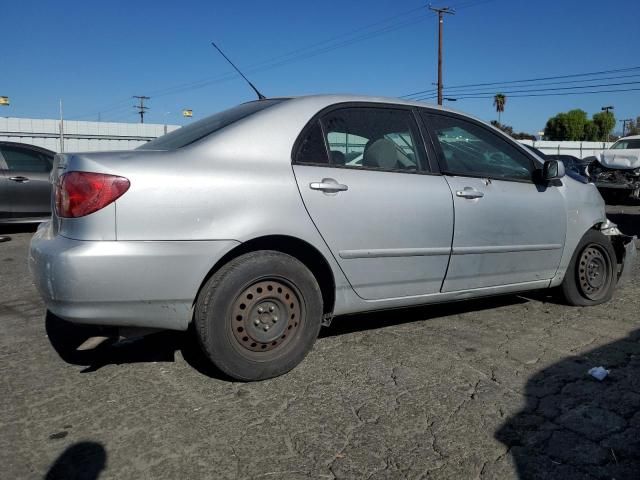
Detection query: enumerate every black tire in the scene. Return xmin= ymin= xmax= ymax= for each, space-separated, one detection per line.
xmin=45 ymin=311 xmax=110 ymax=365
xmin=560 ymin=230 xmax=617 ymax=306
xmin=194 ymin=251 xmax=323 ymax=381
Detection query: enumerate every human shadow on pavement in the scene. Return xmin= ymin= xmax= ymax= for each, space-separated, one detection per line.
xmin=45 ymin=441 xmax=106 ymax=480
xmin=495 ymin=329 xmax=640 ymax=480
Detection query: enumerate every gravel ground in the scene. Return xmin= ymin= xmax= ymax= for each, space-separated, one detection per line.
xmin=1 ymin=204 xmax=639 ymax=480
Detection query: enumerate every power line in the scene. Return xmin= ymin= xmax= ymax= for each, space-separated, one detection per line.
xmin=68 ymin=0 xmax=494 ymax=120
xmin=412 ymin=72 xmax=640 ymax=98
xmin=411 ymin=86 xmax=640 ymax=101
xmin=410 ymin=79 xmax=640 ymax=101
xmin=402 ymin=65 xmax=640 ymax=98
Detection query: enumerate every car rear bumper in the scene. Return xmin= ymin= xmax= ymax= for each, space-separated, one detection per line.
xmin=29 ymin=222 xmax=239 ymax=331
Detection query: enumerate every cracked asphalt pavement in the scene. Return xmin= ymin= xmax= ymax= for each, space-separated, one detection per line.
xmin=2 ymin=202 xmax=640 ymax=479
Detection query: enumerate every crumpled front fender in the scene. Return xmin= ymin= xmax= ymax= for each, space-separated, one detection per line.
xmin=600 ymin=220 xmax=637 ymax=286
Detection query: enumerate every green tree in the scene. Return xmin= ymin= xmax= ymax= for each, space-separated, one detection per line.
xmin=564 ymin=109 xmax=589 ymax=140
xmin=493 ymin=93 xmax=506 ymax=124
xmin=544 ymin=109 xmax=609 ymax=141
xmin=544 ymin=113 xmax=569 ymax=140
xmin=583 ymin=122 xmax=600 ymax=141
xmin=593 ymin=111 xmax=616 ymax=141
xmin=490 ymin=120 xmax=535 ymax=140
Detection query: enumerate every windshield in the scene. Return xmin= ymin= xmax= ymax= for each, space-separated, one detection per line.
xmin=611 ymin=139 xmax=640 ymax=150
xmin=139 ymin=99 xmax=287 ymax=150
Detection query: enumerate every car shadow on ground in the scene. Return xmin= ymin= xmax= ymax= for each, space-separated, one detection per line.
xmin=45 ymin=295 xmax=528 ymax=381
xmin=496 ymin=328 xmax=640 ymax=479
xmin=0 ymin=223 xmax=39 ymax=235
xmin=45 ymin=441 xmax=106 ymax=480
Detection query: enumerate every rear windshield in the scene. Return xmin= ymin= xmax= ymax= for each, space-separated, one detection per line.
xmin=611 ymin=139 xmax=640 ymax=150
xmin=139 ymin=99 xmax=286 ymax=150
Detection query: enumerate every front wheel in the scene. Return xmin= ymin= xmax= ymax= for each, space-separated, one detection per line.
xmin=194 ymin=251 xmax=323 ymax=381
xmin=560 ymin=230 xmax=617 ymax=306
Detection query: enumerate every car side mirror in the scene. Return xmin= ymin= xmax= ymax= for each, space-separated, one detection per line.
xmin=541 ymin=159 xmax=565 ymax=181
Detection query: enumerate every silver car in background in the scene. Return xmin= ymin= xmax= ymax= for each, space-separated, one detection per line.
xmin=29 ymin=95 xmax=636 ymax=380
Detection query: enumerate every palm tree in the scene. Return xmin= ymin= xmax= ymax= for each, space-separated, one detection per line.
xmin=493 ymin=93 xmax=506 ymax=124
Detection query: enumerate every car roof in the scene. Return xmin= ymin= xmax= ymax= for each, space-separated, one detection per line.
xmin=0 ymin=141 xmax=55 ymax=156
xmin=616 ymin=135 xmax=640 ymax=141
xmin=280 ymin=94 xmax=484 ymax=122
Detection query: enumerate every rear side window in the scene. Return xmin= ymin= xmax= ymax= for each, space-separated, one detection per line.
xmin=0 ymin=146 xmax=52 ymax=172
xmin=295 ymin=121 xmax=329 ymax=165
xmin=139 ymin=99 xmax=287 ymax=150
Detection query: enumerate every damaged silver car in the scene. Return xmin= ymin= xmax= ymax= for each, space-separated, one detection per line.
xmin=588 ymin=135 xmax=640 ymax=202
xmin=29 ymin=95 xmax=637 ymax=380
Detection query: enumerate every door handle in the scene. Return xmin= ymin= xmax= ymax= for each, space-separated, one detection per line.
xmin=456 ymin=187 xmax=484 ymax=199
xmin=9 ymin=176 xmax=30 ymax=183
xmin=310 ymin=178 xmax=348 ymax=193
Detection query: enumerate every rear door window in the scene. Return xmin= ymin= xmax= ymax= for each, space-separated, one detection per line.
xmin=0 ymin=146 xmax=52 ymax=173
xmin=316 ymin=107 xmax=426 ymax=172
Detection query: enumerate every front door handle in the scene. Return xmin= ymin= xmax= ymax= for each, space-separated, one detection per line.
xmin=310 ymin=178 xmax=348 ymax=193
xmin=9 ymin=176 xmax=30 ymax=183
xmin=456 ymin=187 xmax=484 ymax=199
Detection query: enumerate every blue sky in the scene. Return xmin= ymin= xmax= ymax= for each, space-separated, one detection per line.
xmin=2 ymin=0 xmax=639 ymax=133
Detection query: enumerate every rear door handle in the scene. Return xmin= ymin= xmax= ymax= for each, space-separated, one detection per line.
xmin=310 ymin=178 xmax=348 ymax=193
xmin=456 ymin=187 xmax=484 ymax=199
xmin=9 ymin=176 xmax=30 ymax=183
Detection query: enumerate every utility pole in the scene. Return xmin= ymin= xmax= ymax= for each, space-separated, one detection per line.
xmin=59 ymin=99 xmax=65 ymax=153
xmin=133 ymin=95 xmax=150 ymax=123
xmin=429 ymin=5 xmax=455 ymax=106
xmin=601 ymin=105 xmax=614 ymax=142
xmin=620 ymin=118 xmax=632 ymax=137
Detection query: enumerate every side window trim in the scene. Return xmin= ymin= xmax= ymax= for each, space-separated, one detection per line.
xmin=420 ymin=110 xmax=536 ymax=184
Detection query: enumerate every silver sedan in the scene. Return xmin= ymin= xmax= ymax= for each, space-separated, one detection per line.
xmin=29 ymin=95 xmax=636 ymax=380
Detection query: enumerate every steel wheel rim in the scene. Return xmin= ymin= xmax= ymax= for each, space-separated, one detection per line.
xmin=578 ymin=244 xmax=611 ymax=301
xmin=230 ymin=279 xmax=302 ymax=353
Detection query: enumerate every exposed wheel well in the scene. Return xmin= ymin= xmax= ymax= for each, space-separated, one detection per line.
xmin=194 ymin=235 xmax=336 ymax=317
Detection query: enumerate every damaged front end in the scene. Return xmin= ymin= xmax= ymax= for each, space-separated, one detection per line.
xmin=600 ymin=220 xmax=637 ymax=286
xmin=588 ymin=160 xmax=640 ymax=199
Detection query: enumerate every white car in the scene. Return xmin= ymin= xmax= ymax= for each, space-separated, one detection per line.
xmin=588 ymin=135 xmax=640 ymax=202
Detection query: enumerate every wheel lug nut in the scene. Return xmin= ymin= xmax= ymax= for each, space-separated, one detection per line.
xmin=254 ymin=319 xmax=260 ymax=326
xmin=272 ymin=316 xmax=278 ymax=323
xmin=264 ymin=325 xmax=270 ymax=331
xmin=257 ymin=307 xmax=264 ymax=313
xmin=269 ymin=306 xmax=275 ymax=312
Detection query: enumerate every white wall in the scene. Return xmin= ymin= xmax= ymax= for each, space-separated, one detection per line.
xmin=0 ymin=117 xmax=181 ymax=153
xmin=518 ymin=140 xmax=613 ymax=159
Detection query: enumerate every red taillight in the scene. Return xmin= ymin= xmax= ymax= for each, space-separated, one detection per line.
xmin=55 ymin=172 xmax=130 ymax=218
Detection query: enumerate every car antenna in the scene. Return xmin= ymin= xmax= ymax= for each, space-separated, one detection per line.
xmin=210 ymin=41 xmax=266 ymax=100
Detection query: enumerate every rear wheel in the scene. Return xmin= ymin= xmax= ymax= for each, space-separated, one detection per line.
xmin=194 ymin=251 xmax=323 ymax=381
xmin=560 ymin=230 xmax=617 ymax=306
